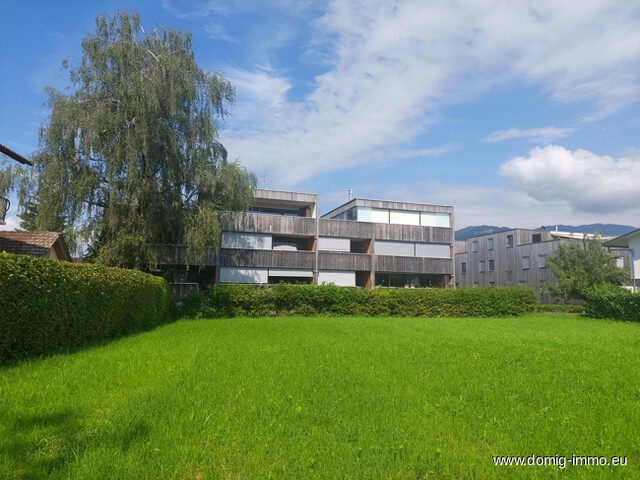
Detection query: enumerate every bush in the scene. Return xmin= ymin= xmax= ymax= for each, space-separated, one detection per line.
xmin=585 ymin=286 xmax=640 ymax=322
xmin=198 ymin=284 xmax=538 ymax=319
xmin=0 ymin=253 xmax=170 ymax=364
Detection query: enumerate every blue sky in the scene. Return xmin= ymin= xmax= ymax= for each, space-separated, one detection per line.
xmin=1 ymin=0 xmax=639 ymax=230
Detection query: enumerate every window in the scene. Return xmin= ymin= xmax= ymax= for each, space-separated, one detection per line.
xmin=523 ymin=256 xmax=531 ymax=269
xmin=507 ymin=235 xmax=514 ymax=247
xmin=461 ymin=262 xmax=467 ymax=274
xmin=538 ymin=254 xmax=547 ymax=268
xmin=616 ymin=257 xmax=624 ymax=268
xmin=479 ymin=260 xmax=486 ymax=272
xmin=472 ymin=241 xmax=479 ymax=252
xmin=506 ymin=270 xmax=513 ymax=282
xmin=488 ymin=259 xmax=495 ymax=271
xmin=488 ymin=238 xmax=494 ymax=250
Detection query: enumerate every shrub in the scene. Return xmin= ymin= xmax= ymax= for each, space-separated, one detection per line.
xmin=0 ymin=253 xmax=170 ymax=364
xmin=585 ymin=286 xmax=640 ymax=322
xmin=198 ymin=284 xmax=538 ymax=318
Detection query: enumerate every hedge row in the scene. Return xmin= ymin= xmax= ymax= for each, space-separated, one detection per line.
xmin=585 ymin=286 xmax=640 ymax=322
xmin=198 ymin=283 xmax=538 ymax=318
xmin=0 ymin=252 xmax=170 ymax=364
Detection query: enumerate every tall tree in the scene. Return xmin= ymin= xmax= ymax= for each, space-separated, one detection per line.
xmin=546 ymin=236 xmax=628 ymax=301
xmin=23 ymin=11 xmax=256 ymax=267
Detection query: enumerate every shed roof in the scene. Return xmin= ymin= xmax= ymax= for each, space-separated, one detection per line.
xmin=604 ymin=228 xmax=640 ymax=248
xmin=0 ymin=231 xmax=71 ymax=260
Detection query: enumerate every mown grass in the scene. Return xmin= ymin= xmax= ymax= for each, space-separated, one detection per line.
xmin=1 ymin=314 xmax=638 ymax=479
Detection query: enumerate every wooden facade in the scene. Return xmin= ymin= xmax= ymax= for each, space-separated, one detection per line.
xmin=160 ymin=190 xmax=455 ymax=289
xmin=455 ymin=229 xmax=633 ymax=298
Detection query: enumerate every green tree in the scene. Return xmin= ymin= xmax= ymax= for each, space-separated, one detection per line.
xmin=23 ymin=11 xmax=256 ymax=267
xmin=546 ymin=236 xmax=628 ymax=301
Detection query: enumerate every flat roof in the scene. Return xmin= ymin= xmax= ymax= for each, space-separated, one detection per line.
xmin=322 ymin=197 xmax=454 ymax=219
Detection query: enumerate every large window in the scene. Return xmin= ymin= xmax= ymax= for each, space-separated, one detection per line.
xmin=421 ymin=212 xmax=450 ymax=227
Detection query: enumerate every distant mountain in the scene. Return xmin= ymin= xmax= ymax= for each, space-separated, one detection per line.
xmin=455 ymin=223 xmax=637 ymax=241
xmin=455 ymin=225 xmax=510 ymax=241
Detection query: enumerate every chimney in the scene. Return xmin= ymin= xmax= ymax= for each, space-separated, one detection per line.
xmin=348 ymin=189 xmax=353 ymax=201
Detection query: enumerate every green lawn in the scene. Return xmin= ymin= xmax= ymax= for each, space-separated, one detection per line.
xmin=1 ymin=314 xmax=638 ymax=479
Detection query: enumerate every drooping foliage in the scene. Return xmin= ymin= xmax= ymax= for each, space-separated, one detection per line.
xmin=546 ymin=236 xmax=628 ymax=301
xmin=22 ymin=11 xmax=256 ymax=267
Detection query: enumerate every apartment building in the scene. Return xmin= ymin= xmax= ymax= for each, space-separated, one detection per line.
xmin=162 ymin=189 xmax=455 ymax=289
xmin=455 ymin=228 xmax=631 ymax=297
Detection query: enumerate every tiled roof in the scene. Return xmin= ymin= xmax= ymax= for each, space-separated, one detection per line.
xmin=0 ymin=143 xmax=32 ymax=166
xmin=0 ymin=231 xmax=64 ymax=257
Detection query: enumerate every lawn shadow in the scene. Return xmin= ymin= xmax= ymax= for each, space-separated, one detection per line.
xmin=1 ymin=409 xmax=150 ymax=479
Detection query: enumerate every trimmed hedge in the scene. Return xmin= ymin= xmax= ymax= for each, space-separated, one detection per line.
xmin=0 ymin=252 xmax=170 ymax=364
xmin=585 ymin=286 xmax=640 ymax=322
xmin=198 ymin=283 xmax=538 ymax=318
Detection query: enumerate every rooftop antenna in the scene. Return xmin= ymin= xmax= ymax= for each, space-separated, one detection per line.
xmin=261 ymin=175 xmax=267 ymax=189
xmin=348 ymin=189 xmax=353 ymax=201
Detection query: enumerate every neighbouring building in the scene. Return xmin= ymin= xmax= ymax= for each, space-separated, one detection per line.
xmin=158 ymin=189 xmax=455 ymax=289
xmin=605 ymin=228 xmax=640 ymax=292
xmin=0 ymin=231 xmax=72 ymax=262
xmin=455 ymin=228 xmax=632 ymax=299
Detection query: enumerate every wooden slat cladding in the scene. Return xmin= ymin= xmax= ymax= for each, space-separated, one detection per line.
xmin=318 ymin=252 xmax=372 ymax=271
xmin=222 ymin=213 xmax=317 ymax=237
xmin=376 ymin=255 xmax=451 ymax=274
xmin=151 ymin=245 xmax=218 ymax=266
xmin=219 ymin=249 xmax=316 ymax=269
xmin=318 ymin=218 xmax=374 ymax=238
xmin=254 ymin=189 xmax=317 ymax=204
xmin=373 ymin=224 xmax=452 ymax=243
xmin=318 ymin=219 xmax=452 ymax=243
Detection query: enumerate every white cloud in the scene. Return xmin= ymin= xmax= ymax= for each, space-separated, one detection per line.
xmin=221 ymin=0 xmax=640 ymax=186
xmin=499 ymin=145 xmax=640 ymax=214
xmin=204 ymin=23 xmax=235 ymax=42
xmin=0 ymin=215 xmax=22 ymax=231
xmin=485 ymin=127 xmax=574 ymax=144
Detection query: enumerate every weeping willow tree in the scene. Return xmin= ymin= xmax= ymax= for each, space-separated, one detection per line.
xmin=23 ymin=11 xmax=256 ymax=268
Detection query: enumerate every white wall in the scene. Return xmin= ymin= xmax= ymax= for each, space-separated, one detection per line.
xmin=375 ymin=240 xmax=415 ymax=256
xmin=269 ymin=268 xmax=313 ymax=278
xmin=219 ymin=267 xmax=269 ymax=283
xmin=318 ymin=236 xmax=351 ymax=252
xmin=318 ymin=270 xmax=356 ymax=287
xmin=221 ymin=232 xmax=272 ymax=250
xmin=630 ymin=236 xmax=640 ymax=281
xmin=415 ymin=243 xmax=451 ymax=259
xmin=375 ymin=240 xmax=451 ymax=259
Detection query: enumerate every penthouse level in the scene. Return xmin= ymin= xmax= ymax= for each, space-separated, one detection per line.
xmin=160 ymin=189 xmax=455 ymax=290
